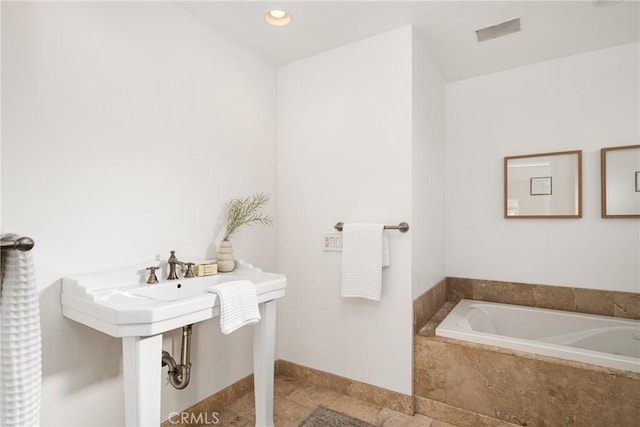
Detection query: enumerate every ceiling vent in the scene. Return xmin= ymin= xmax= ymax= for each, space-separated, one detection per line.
xmin=475 ymin=17 xmax=521 ymax=42
xmin=592 ymin=0 xmax=623 ymax=6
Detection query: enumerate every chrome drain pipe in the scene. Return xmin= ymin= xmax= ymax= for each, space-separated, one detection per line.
xmin=162 ymin=324 xmax=192 ymax=390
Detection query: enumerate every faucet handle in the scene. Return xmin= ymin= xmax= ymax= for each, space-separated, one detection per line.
xmin=184 ymin=263 xmax=195 ymax=278
xmin=146 ymin=266 xmax=160 ymax=284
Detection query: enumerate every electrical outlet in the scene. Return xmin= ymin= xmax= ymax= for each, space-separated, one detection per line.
xmin=323 ymin=233 xmax=342 ymax=252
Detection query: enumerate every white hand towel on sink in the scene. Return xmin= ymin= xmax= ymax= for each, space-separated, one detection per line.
xmin=207 ymin=280 xmax=261 ymax=334
xmin=341 ymin=223 xmax=388 ymax=301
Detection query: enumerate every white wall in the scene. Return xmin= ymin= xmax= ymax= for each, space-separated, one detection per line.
xmin=411 ymin=32 xmax=446 ymax=299
xmin=1 ymin=2 xmax=277 ymax=425
xmin=446 ymin=43 xmax=640 ymax=292
xmin=277 ymin=27 xmax=414 ymax=395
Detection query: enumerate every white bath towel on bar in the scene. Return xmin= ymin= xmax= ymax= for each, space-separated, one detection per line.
xmin=1 ymin=246 xmax=41 ymax=427
xmin=208 ymin=280 xmax=261 ymax=334
xmin=341 ymin=223 xmax=388 ymax=301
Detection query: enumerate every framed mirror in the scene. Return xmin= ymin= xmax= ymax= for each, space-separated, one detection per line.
xmin=504 ymin=150 xmax=582 ymax=218
xmin=601 ymin=144 xmax=640 ymax=218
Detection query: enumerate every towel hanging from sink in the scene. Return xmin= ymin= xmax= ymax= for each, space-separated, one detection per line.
xmin=208 ymin=280 xmax=261 ymax=334
xmin=340 ymin=223 xmax=389 ymax=301
xmin=1 ymin=245 xmax=41 ymax=427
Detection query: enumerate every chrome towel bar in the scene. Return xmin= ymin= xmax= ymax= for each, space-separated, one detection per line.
xmin=334 ymin=222 xmax=409 ymax=233
xmin=1 ymin=236 xmax=35 ymax=252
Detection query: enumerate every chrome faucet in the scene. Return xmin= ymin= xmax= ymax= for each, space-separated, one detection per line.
xmin=167 ymin=250 xmax=195 ymax=280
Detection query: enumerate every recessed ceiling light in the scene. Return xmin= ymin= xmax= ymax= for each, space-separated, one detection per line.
xmin=265 ymin=10 xmax=291 ymax=27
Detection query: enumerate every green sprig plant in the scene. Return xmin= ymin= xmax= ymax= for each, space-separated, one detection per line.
xmin=222 ymin=192 xmax=274 ymax=241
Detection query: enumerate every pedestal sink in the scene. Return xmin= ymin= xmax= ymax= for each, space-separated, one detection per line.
xmin=61 ymin=260 xmax=286 ymax=427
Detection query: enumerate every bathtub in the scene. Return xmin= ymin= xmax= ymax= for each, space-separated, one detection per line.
xmin=435 ymin=299 xmax=640 ymax=373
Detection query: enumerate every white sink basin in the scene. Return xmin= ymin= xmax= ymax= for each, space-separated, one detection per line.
xmin=124 ymin=276 xmax=224 ymax=301
xmin=61 ymin=260 xmax=286 ymax=337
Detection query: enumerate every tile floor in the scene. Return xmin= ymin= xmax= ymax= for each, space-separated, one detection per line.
xmin=190 ymin=375 xmax=460 ymax=427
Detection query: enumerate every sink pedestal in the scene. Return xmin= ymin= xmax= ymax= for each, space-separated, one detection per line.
xmin=123 ymin=334 xmax=162 ymax=426
xmin=121 ymin=299 xmax=277 ymax=426
xmin=252 ymin=299 xmax=277 ymax=425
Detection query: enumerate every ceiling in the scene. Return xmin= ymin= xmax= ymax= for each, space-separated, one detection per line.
xmin=178 ymin=1 xmax=640 ymax=82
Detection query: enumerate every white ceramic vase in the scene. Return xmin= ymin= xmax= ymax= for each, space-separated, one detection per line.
xmin=217 ymin=240 xmax=235 ymax=272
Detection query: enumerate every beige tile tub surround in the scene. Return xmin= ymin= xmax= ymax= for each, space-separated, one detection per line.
xmin=414 ymin=277 xmax=640 ymax=426
xmin=414 ymin=278 xmax=448 ymax=334
xmin=414 ymin=335 xmax=640 ymax=427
